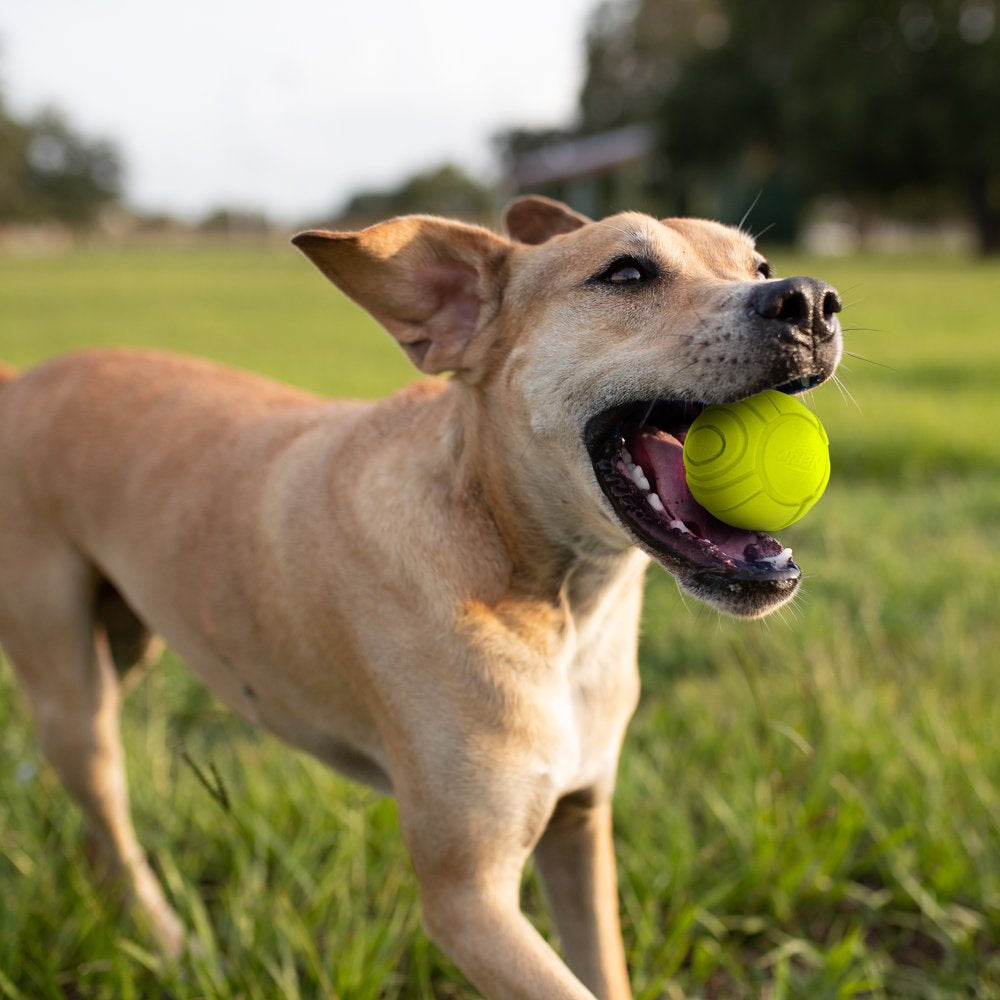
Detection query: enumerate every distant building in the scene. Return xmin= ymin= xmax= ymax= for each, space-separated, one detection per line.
xmin=503 ymin=124 xmax=655 ymax=219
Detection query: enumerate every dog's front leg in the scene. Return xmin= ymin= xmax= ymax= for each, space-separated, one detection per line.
xmin=395 ymin=770 xmax=603 ymax=1000
xmin=534 ymin=796 xmax=632 ymax=1000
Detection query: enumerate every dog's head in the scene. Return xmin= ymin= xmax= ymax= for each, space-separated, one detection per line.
xmin=293 ymin=196 xmax=842 ymax=619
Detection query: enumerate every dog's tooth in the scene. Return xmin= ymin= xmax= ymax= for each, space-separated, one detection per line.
xmin=647 ymin=493 xmax=665 ymax=513
xmin=623 ymin=457 xmax=651 ymax=493
xmin=621 ymin=447 xmax=633 ymax=465
xmin=629 ymin=465 xmax=650 ymax=491
xmin=669 ymin=519 xmax=692 ymax=534
xmin=759 ymin=546 xmax=794 ymax=568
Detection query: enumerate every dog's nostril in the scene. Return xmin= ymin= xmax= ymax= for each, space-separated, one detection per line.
xmin=754 ymin=278 xmax=842 ymax=339
xmin=754 ymin=280 xmax=809 ymax=325
xmin=776 ymin=290 xmax=809 ymax=326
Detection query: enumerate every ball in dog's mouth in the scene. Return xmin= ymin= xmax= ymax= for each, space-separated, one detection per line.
xmin=584 ymin=395 xmax=807 ymax=618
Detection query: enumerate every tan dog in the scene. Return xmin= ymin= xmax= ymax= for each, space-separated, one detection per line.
xmin=0 ymin=197 xmax=841 ymax=999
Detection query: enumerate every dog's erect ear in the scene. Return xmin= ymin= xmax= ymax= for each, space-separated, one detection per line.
xmin=292 ymin=217 xmax=510 ymax=375
xmin=502 ymin=196 xmax=591 ymax=245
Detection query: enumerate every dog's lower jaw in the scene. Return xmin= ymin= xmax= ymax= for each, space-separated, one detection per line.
xmin=604 ymin=525 xmax=799 ymax=619
xmin=589 ymin=490 xmax=803 ymax=620
xmin=679 ymin=565 xmax=800 ymax=619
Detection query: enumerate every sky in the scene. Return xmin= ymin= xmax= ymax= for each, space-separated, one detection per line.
xmin=0 ymin=0 xmax=599 ymax=223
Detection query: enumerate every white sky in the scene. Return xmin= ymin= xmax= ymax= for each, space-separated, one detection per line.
xmin=0 ymin=0 xmax=598 ymax=222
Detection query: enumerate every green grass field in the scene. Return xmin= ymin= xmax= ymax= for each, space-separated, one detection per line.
xmin=1 ymin=242 xmax=998 ymax=999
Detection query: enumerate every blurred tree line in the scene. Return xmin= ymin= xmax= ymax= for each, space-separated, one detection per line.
xmin=4 ymin=3 xmax=998 ymax=251
xmin=334 ymin=163 xmax=495 ymax=226
xmin=0 ymin=84 xmax=122 ymax=229
xmin=499 ymin=0 xmax=1000 ymax=252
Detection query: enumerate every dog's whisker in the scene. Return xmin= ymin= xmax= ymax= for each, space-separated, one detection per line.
xmin=604 ymin=218 xmax=650 ymax=245
xmin=674 ymin=588 xmax=695 ymax=617
xmin=516 ymin=429 xmax=544 ymax=465
xmin=842 ymin=350 xmax=895 ymax=371
xmin=638 ymin=399 xmax=657 ymax=427
xmin=786 ymin=590 xmax=807 ymax=623
xmin=831 ymin=373 xmax=863 ymax=414
xmin=737 ymin=190 xmax=764 ymax=234
xmin=841 ymin=326 xmax=884 ymax=337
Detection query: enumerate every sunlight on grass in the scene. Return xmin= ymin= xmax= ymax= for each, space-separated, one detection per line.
xmin=1 ymin=245 xmax=998 ymax=997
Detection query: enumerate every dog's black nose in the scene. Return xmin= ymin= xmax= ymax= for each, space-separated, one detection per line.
xmin=752 ymin=277 xmax=841 ymax=343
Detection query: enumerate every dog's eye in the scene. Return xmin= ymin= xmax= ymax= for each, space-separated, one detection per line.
xmin=609 ymin=263 xmax=644 ymax=284
xmin=595 ymin=257 xmax=656 ymax=286
xmin=756 ymin=259 xmax=774 ymax=280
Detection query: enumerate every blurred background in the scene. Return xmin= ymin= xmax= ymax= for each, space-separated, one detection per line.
xmin=2 ymin=3 xmax=1000 ymax=998
xmin=1 ymin=0 xmax=998 ymax=251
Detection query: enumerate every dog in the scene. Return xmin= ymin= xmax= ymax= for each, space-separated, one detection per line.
xmin=0 ymin=196 xmax=841 ymax=999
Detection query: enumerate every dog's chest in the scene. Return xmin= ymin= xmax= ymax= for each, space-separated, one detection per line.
xmin=528 ymin=560 xmax=643 ymax=794
xmin=539 ymin=602 xmax=643 ymax=796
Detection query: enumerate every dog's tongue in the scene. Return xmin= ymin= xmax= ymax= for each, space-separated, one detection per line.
xmin=627 ymin=428 xmax=767 ymax=558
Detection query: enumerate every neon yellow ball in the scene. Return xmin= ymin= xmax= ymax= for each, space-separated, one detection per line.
xmin=682 ymin=389 xmax=830 ymax=531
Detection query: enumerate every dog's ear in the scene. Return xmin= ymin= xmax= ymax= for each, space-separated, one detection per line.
xmin=292 ymin=217 xmax=510 ymax=375
xmin=502 ymin=196 xmax=591 ymax=245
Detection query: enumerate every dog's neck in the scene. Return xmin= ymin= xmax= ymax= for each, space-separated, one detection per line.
xmin=441 ymin=380 xmax=648 ymax=615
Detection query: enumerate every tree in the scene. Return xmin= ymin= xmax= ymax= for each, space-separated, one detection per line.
xmin=0 ymin=92 xmax=30 ymax=217
xmin=579 ymin=0 xmax=726 ymax=134
xmin=786 ymin=1 xmax=1000 ymax=252
xmin=0 ymin=97 xmax=123 ymax=228
xmin=337 ymin=164 xmax=494 ymax=224
xmin=580 ymin=0 xmax=1000 ymax=252
xmin=651 ymin=0 xmax=808 ymax=235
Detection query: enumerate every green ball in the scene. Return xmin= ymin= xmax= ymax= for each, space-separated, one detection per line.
xmin=682 ymin=389 xmax=830 ymax=531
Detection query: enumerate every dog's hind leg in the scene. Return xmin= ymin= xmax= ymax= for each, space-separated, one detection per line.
xmin=95 ymin=578 xmax=165 ymax=694
xmin=534 ymin=796 xmax=632 ymax=1000
xmin=0 ymin=541 xmax=184 ymax=955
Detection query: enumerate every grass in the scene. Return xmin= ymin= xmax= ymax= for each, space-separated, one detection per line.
xmin=1 ymin=242 xmax=999 ymax=998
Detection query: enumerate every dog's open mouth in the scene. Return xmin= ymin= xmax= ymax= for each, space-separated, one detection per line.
xmin=585 ymin=380 xmax=818 ymax=617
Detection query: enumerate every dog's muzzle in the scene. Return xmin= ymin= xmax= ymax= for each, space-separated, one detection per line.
xmin=751 ymin=277 xmax=842 ymax=348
